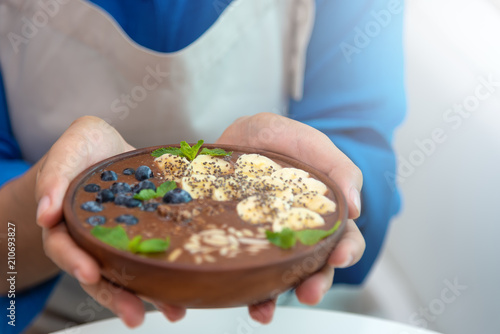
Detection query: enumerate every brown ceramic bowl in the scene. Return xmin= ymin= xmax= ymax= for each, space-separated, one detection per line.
xmin=63 ymin=144 xmax=347 ymax=308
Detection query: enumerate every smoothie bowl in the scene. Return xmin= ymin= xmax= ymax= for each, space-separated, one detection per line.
xmin=63 ymin=141 xmax=347 ymax=308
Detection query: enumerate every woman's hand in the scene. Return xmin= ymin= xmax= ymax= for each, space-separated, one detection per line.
xmin=216 ymin=112 xmax=366 ymax=324
xmin=35 ymin=116 xmax=185 ymax=327
xmin=36 ymin=113 xmax=364 ymax=328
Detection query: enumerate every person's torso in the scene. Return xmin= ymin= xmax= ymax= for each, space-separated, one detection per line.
xmin=0 ymin=0 xmax=315 ymax=330
xmin=0 ymin=0 xmax=315 ymax=163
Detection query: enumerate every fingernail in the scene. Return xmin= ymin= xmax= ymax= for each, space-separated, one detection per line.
xmin=349 ymin=187 xmax=361 ymax=215
xmin=74 ymin=269 xmax=90 ymax=285
xmin=339 ymin=255 xmax=354 ymax=269
xmin=36 ymin=196 xmax=51 ymax=224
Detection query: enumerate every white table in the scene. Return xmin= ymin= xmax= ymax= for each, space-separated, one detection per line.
xmin=52 ymin=307 xmax=443 ymax=334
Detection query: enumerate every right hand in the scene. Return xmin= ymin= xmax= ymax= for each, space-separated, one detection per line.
xmin=35 ymin=116 xmax=185 ymax=327
xmin=217 ymin=113 xmax=365 ymax=323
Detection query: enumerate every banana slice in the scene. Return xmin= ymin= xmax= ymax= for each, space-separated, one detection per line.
xmin=272 ymin=208 xmax=325 ymax=232
xmin=258 ymin=176 xmax=294 ymax=202
xmin=270 ymin=167 xmax=327 ymax=195
xmin=271 ymin=168 xmax=309 ymax=181
xmin=235 ymin=154 xmax=282 ymax=178
xmin=237 ymin=195 xmax=290 ymax=224
xmin=190 ymin=154 xmax=233 ymax=176
xmin=182 ymin=174 xmax=216 ymax=199
xmin=293 ymin=192 xmax=336 ymax=214
xmin=154 ymin=153 xmax=191 ymax=181
xmin=235 ymin=176 xmax=294 ymax=202
xmin=236 ymin=177 xmax=260 ymax=198
xmin=212 ymin=176 xmax=241 ymax=201
xmin=288 ymin=177 xmax=328 ymax=195
xmin=235 ymin=177 xmax=268 ymax=198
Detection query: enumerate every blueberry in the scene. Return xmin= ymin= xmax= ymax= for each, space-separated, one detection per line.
xmin=125 ymin=198 xmax=142 ymax=208
xmin=86 ymin=215 xmax=106 ymax=226
xmin=96 ymin=189 xmax=115 ymax=203
xmin=132 ymin=180 xmax=156 ymax=193
xmin=101 ymin=170 xmax=118 ymax=181
xmin=135 ymin=166 xmax=153 ymax=181
xmin=110 ymin=182 xmax=132 ymax=194
xmin=84 ymin=183 xmax=101 ymax=192
xmin=114 ymin=193 xmax=132 ymax=206
xmin=142 ymin=202 xmax=159 ymax=212
xmin=122 ymin=168 xmax=135 ymax=175
xmin=81 ymin=201 xmax=103 ymax=212
xmin=163 ymin=188 xmax=192 ymax=204
xmin=115 ymin=214 xmax=138 ymax=225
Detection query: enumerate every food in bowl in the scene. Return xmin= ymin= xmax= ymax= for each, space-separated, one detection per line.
xmin=64 ymin=141 xmax=347 ymax=307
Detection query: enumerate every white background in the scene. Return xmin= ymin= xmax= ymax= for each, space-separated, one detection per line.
xmin=348 ymin=0 xmax=500 ymax=333
xmin=384 ymin=0 xmax=500 ymax=333
xmin=283 ymin=1 xmax=500 ymax=333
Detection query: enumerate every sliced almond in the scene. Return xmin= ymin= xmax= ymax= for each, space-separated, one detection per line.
xmin=203 ymin=235 xmax=230 ymax=247
xmin=204 ymin=254 xmax=216 ymax=263
xmin=238 ymin=238 xmax=270 ymax=246
xmin=168 ymin=248 xmax=182 ymax=262
xmin=242 ymin=229 xmax=254 ymax=237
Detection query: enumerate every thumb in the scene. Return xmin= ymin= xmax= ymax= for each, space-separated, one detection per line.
xmin=35 ymin=116 xmax=134 ymax=228
xmin=217 ymin=113 xmax=362 ymax=219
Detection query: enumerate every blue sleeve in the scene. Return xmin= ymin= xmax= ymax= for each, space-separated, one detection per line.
xmin=0 ymin=67 xmax=61 ymax=333
xmin=289 ymin=0 xmax=406 ymax=284
xmin=0 ymin=2 xmax=232 ymax=331
xmin=1 ymin=276 xmax=61 ymax=334
xmin=0 ymin=68 xmax=31 ymax=186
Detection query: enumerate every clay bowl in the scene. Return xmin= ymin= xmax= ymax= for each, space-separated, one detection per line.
xmin=63 ymin=144 xmax=347 ymax=308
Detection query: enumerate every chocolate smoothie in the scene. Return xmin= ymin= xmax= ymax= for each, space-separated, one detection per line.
xmin=73 ymin=146 xmax=340 ymax=269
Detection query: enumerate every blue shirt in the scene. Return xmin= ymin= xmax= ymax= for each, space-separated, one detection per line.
xmin=0 ymin=1 xmax=405 ymax=332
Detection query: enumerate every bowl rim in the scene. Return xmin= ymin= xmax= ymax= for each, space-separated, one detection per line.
xmin=63 ymin=143 xmax=348 ymax=273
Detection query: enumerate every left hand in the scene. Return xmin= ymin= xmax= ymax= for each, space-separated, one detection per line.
xmin=216 ymin=112 xmax=366 ymax=323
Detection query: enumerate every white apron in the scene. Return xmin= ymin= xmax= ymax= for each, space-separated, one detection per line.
xmin=0 ymin=0 xmax=315 ymax=330
xmin=0 ymin=0 xmax=315 ymax=164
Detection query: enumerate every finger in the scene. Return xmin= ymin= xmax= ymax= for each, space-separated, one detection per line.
xmin=328 ymin=219 xmax=365 ymax=268
xmin=248 ymin=298 xmax=277 ymax=324
xmin=216 ymin=113 xmax=363 ymax=219
xmin=35 ymin=116 xmax=135 ymax=228
xmin=154 ymin=303 xmax=187 ymax=322
xmin=295 ymin=265 xmax=334 ymax=305
xmin=80 ymin=279 xmax=145 ymax=328
xmin=42 ymin=223 xmax=101 ymax=285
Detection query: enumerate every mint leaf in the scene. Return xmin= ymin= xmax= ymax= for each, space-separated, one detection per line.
xmin=180 ymin=140 xmax=204 ymax=161
xmin=151 ymin=147 xmax=183 ymax=158
xmin=91 ymin=226 xmax=130 ymax=251
xmin=133 ymin=189 xmax=157 ymax=201
xmin=295 ymin=221 xmax=342 ymax=246
xmin=137 ymin=237 xmax=170 ymax=253
xmin=133 ymin=181 xmax=177 ymax=200
xmin=128 ymin=235 xmax=142 ymax=253
xmin=191 ymin=140 xmax=204 ymax=155
xmin=155 ymin=181 xmax=177 ymax=197
xmin=200 ymin=148 xmax=233 ymax=157
xmin=152 ymin=140 xmax=205 ymax=160
xmin=266 ymin=221 xmax=342 ymax=249
xmin=91 ymin=226 xmax=170 ymax=254
xmin=266 ymin=228 xmax=297 ymax=249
